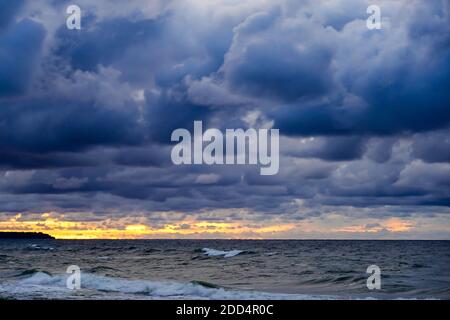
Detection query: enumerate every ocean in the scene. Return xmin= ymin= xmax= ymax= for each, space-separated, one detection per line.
xmin=0 ymin=240 xmax=449 ymax=300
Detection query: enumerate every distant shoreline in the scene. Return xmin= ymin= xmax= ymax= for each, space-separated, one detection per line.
xmin=0 ymin=233 xmax=448 ymax=241
xmin=0 ymin=232 xmax=55 ymax=240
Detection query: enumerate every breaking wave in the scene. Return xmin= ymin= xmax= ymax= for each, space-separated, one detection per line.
xmin=201 ymin=248 xmax=245 ymax=258
xmin=26 ymin=244 xmax=54 ymax=251
xmin=0 ymin=272 xmax=336 ymax=300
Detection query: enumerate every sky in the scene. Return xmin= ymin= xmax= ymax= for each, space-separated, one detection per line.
xmin=0 ymin=0 xmax=449 ymax=239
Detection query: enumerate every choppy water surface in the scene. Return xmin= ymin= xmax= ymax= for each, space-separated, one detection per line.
xmin=0 ymin=240 xmax=449 ymax=300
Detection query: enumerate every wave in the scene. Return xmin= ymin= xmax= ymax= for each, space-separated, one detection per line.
xmin=201 ymin=248 xmax=245 ymax=258
xmin=0 ymin=272 xmax=336 ymax=300
xmin=265 ymin=252 xmax=279 ymax=256
xmin=26 ymin=244 xmax=54 ymax=251
xmin=86 ymin=266 xmax=123 ymax=273
xmin=144 ymin=248 xmax=162 ymax=253
xmin=15 ymin=269 xmax=52 ymax=277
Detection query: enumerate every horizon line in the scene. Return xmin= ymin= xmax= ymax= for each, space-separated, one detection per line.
xmin=17 ymin=238 xmax=450 ymax=241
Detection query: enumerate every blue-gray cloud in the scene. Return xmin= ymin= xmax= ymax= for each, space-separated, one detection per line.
xmin=0 ymin=19 xmax=45 ymax=96
xmin=0 ymin=0 xmax=449 ymax=231
xmin=0 ymin=0 xmax=24 ymax=31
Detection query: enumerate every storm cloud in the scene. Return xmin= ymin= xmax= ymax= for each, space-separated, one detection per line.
xmin=0 ymin=0 xmax=449 ymax=238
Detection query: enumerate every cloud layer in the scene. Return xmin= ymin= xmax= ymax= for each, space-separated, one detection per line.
xmin=0 ymin=0 xmax=449 ymax=238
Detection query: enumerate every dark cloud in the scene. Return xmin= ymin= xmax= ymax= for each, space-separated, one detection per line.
xmin=271 ymin=3 xmax=450 ymax=136
xmin=412 ymin=129 xmax=450 ymax=163
xmin=144 ymin=89 xmax=212 ymax=144
xmin=0 ymin=0 xmax=449 ymax=232
xmin=0 ymin=0 xmax=24 ymax=31
xmin=55 ymin=16 xmax=164 ymax=75
xmin=0 ymin=150 xmax=99 ymax=170
xmin=222 ymin=9 xmax=335 ymax=102
xmin=0 ymin=94 xmax=143 ymax=153
xmin=365 ymin=137 xmax=396 ymax=163
xmin=0 ymin=19 xmax=45 ymax=96
xmin=283 ymin=136 xmax=368 ymax=161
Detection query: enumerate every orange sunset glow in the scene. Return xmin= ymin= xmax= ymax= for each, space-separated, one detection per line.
xmin=334 ymin=218 xmax=415 ymax=233
xmin=0 ymin=213 xmax=297 ymax=239
xmin=0 ymin=212 xmax=424 ymax=240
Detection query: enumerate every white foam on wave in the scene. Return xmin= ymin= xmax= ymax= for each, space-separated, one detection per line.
xmin=0 ymin=272 xmax=336 ymax=300
xmin=28 ymin=244 xmax=54 ymax=251
xmin=202 ymin=248 xmax=244 ymax=258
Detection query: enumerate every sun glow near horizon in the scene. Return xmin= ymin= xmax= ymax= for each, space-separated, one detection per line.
xmin=0 ymin=213 xmax=297 ymax=239
xmin=0 ymin=212 xmax=445 ymax=240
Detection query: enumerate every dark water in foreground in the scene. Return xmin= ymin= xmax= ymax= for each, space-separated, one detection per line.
xmin=0 ymin=240 xmax=449 ymax=300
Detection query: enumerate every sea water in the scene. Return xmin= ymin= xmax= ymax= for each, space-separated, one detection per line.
xmin=0 ymin=240 xmax=449 ymax=300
